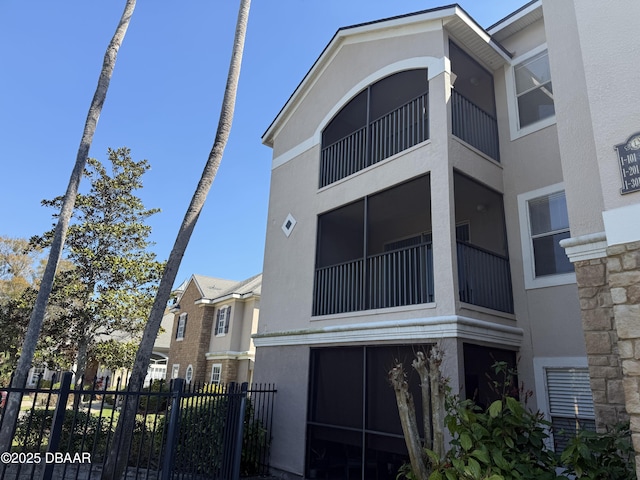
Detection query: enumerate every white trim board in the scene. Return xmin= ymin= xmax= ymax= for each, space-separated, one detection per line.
xmin=253 ymin=315 xmax=523 ymax=348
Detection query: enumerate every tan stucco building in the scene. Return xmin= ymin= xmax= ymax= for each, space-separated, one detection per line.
xmin=253 ymin=1 xmax=640 ymax=478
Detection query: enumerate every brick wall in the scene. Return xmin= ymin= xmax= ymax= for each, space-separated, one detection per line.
xmin=167 ymin=283 xmax=215 ymax=384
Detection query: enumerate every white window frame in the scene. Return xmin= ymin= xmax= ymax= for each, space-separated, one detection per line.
xmin=185 ymin=364 xmax=193 ymax=384
xmin=216 ymin=306 xmax=231 ymax=336
xmin=505 ymin=44 xmax=556 ymax=140
xmin=518 ymin=183 xmax=576 ymax=289
xmin=211 ymin=364 xmax=222 ymax=384
xmin=533 ymin=357 xmax=594 ymax=451
xmin=171 ymin=364 xmax=180 ymax=379
xmin=176 ymin=312 xmax=187 ymax=341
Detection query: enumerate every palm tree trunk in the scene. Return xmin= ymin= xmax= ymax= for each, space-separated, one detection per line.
xmin=0 ymin=0 xmax=136 ymax=455
xmin=101 ymin=1 xmax=251 ymax=478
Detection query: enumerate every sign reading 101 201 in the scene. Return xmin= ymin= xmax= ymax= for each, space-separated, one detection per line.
xmin=615 ymin=132 xmax=640 ymax=195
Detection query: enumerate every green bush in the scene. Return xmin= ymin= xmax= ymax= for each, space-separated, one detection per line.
xmin=397 ymin=362 xmax=636 ymax=480
xmin=435 ymin=396 xmax=561 ymax=480
xmin=14 ymin=409 xmax=114 ymax=458
xmin=241 ymin=401 xmax=269 ymax=476
xmin=168 ymin=395 xmax=228 ymax=474
xmin=560 ymin=423 xmax=636 ymax=480
xmin=162 ymin=393 xmax=269 ymax=476
xmin=138 ymin=379 xmax=169 ymax=413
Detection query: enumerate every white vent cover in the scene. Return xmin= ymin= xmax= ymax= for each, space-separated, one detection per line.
xmin=282 ymin=213 xmax=297 ymax=237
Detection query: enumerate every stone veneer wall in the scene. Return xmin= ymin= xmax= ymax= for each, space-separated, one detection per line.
xmin=573 ymin=255 xmax=627 ymax=430
xmin=607 ymin=241 xmax=640 ymax=476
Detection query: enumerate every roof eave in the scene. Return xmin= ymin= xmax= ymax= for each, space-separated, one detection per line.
xmin=262 ymin=4 xmax=511 ymax=148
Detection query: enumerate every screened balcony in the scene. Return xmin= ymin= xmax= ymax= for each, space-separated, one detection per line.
xmin=450 ymin=42 xmax=500 ymax=161
xmin=313 ymin=173 xmax=514 ymax=316
xmin=454 ymin=173 xmax=513 ymax=313
xmin=313 ymin=176 xmax=434 ymax=316
xmin=319 ymin=69 xmax=429 ymax=188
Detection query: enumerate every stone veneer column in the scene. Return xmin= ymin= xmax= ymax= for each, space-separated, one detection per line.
xmin=607 ymin=241 xmax=640 ymax=476
xmin=573 ymin=256 xmax=628 ymax=430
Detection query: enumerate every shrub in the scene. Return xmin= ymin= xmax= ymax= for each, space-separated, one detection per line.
xmin=425 ymin=395 xmax=561 ymax=480
xmin=241 ymin=400 xmax=269 ymax=476
xmin=169 ymin=395 xmax=228 ymax=474
xmin=396 ymin=361 xmax=636 ymax=480
xmin=14 ymin=409 xmax=114 ymax=458
xmin=138 ymin=379 xmax=169 ymax=413
xmin=560 ymin=423 xmax=636 ymax=480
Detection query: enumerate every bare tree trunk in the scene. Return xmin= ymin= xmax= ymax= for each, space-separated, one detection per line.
xmin=389 ymin=362 xmax=431 ymax=480
xmin=101 ymin=1 xmax=251 ymax=478
xmin=428 ymin=347 xmax=445 ymax=459
xmin=0 ymin=0 xmax=136 ymax=455
xmin=412 ymin=351 xmax=433 ymax=451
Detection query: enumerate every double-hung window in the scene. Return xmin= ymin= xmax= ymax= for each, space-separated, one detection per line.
xmin=528 ymin=191 xmax=572 ymax=277
xmin=507 ymin=46 xmax=555 ymax=139
xmin=519 ymin=184 xmax=575 ymax=289
xmin=176 ymin=313 xmax=187 ymax=340
xmin=211 ymin=364 xmax=222 ymax=384
xmin=215 ymin=306 xmax=231 ymax=336
xmin=515 ymin=49 xmax=554 ymax=128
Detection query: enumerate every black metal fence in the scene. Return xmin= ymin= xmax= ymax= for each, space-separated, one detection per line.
xmin=0 ymin=372 xmax=275 ymax=480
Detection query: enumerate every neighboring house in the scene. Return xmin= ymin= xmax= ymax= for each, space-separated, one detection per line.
xmin=144 ymin=309 xmax=174 ymax=384
xmin=26 ymin=314 xmax=173 ymax=387
xmin=253 ymin=1 xmax=640 ymax=478
xmin=167 ymin=273 xmax=261 ymax=386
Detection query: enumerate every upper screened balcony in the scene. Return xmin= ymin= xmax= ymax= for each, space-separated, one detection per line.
xmin=319 ymin=69 xmax=429 ymax=188
xmin=450 ymin=42 xmax=500 ymax=161
xmin=318 ymin=46 xmax=500 ymax=190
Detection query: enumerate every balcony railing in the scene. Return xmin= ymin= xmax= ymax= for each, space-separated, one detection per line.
xmin=320 ymin=93 xmax=429 ymax=188
xmin=313 ymin=243 xmax=433 ymax=316
xmin=451 ymin=90 xmax=500 ymax=161
xmin=457 ymin=241 xmax=513 ymax=313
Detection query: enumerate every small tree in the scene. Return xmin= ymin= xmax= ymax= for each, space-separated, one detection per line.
xmin=389 ymin=347 xmax=446 ymax=479
xmin=31 ymin=148 xmax=163 ymax=382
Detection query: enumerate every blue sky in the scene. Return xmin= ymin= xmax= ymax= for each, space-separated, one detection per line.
xmin=0 ymin=0 xmax=527 ymax=287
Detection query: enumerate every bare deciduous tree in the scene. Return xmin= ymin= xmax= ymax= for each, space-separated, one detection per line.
xmin=101 ymin=1 xmax=251 ymax=478
xmin=389 ymin=347 xmax=445 ymax=479
xmin=0 ymin=0 xmax=136 ymax=455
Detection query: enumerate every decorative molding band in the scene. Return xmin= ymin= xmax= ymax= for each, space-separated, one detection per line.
xmin=560 ymin=231 xmax=608 ymax=262
xmin=253 ymin=315 xmax=523 ymax=348
xmin=205 ymin=351 xmax=254 ymax=361
xmin=271 ymin=136 xmax=317 ymax=170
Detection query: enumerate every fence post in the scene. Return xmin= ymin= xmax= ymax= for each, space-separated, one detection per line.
xmin=43 ymin=371 xmax=73 ymax=480
xmin=230 ymin=382 xmax=248 ymax=480
xmin=161 ymin=378 xmax=184 ymax=480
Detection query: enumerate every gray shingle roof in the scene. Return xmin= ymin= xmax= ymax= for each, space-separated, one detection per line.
xmin=191 ymin=273 xmax=262 ymax=302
